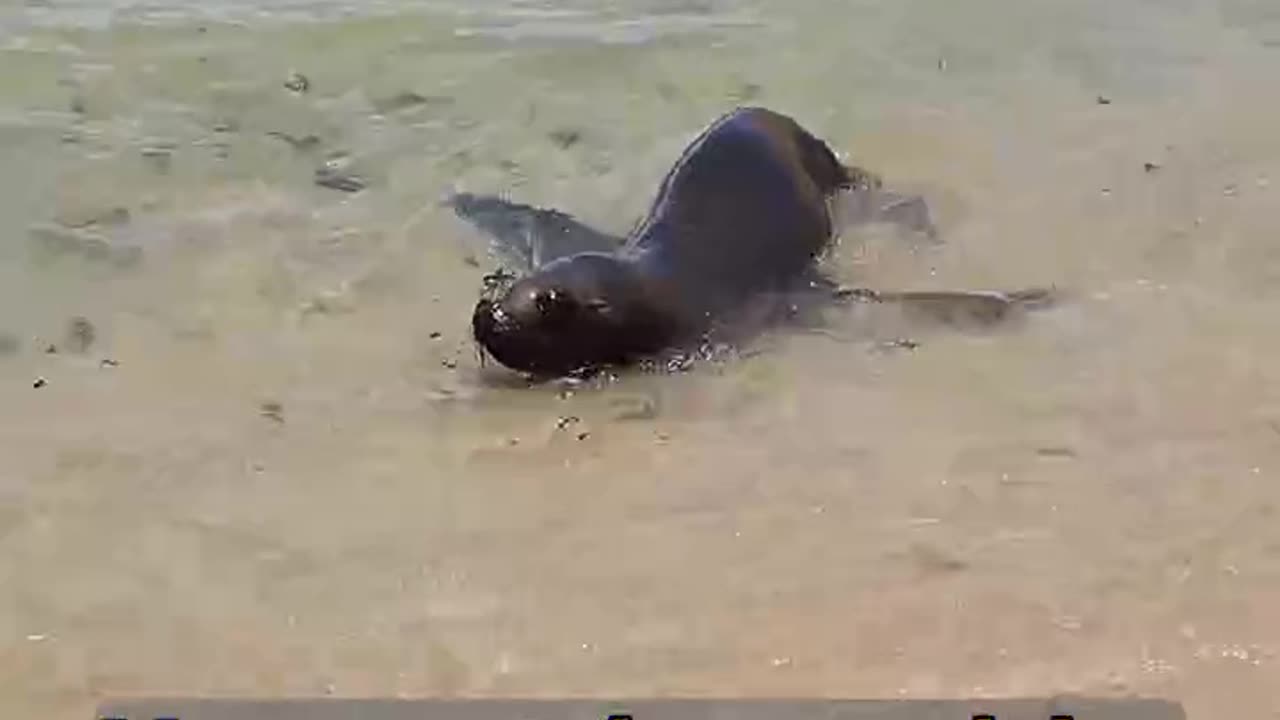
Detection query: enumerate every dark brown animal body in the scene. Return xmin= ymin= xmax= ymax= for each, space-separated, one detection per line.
xmin=469 ymin=106 xmax=870 ymax=377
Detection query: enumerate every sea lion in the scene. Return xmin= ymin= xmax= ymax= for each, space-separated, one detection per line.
xmin=455 ymin=106 xmax=1044 ymax=377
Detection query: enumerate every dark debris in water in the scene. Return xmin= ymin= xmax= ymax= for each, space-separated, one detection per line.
xmin=140 ymin=144 xmax=176 ymax=173
xmin=878 ymin=338 xmax=920 ymax=352
xmin=372 ymin=92 xmax=450 ymax=115
xmin=831 ymin=286 xmax=881 ymax=302
xmin=548 ymin=128 xmax=583 ymax=149
xmin=314 ymin=167 xmax=366 ymax=193
xmin=267 ymin=131 xmax=322 ymax=152
xmin=64 ymin=316 xmax=96 ymax=354
xmin=284 ymin=72 xmax=310 ymax=94
xmin=908 ymin=542 xmax=970 ymax=574
xmin=54 ymin=206 xmax=131 ymax=231
xmin=259 ymin=401 xmax=285 ymax=423
xmin=28 ymin=224 xmax=143 ymax=269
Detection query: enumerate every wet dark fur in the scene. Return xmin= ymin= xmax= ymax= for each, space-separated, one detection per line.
xmin=468 ymin=106 xmax=869 ymax=377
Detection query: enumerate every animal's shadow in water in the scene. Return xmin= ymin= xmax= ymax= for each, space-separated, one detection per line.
xmin=448 ymin=190 xmax=1056 ymax=387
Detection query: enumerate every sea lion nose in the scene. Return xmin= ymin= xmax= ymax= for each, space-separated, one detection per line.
xmin=472 ymin=298 xmax=506 ymax=341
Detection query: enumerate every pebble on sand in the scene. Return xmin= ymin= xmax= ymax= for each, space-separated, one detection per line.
xmin=259 ymin=401 xmax=285 ymax=423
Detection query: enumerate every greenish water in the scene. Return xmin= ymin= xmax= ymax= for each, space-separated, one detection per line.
xmin=2 ymin=1 xmax=1280 ymax=718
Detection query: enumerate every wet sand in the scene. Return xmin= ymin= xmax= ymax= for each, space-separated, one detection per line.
xmin=2 ymin=1 xmax=1280 ymax=718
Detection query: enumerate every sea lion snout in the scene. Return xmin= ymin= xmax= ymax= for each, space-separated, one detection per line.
xmin=470 ymin=276 xmax=603 ymax=376
xmin=472 ymin=293 xmax=557 ymax=374
xmin=471 ymin=254 xmax=666 ymax=376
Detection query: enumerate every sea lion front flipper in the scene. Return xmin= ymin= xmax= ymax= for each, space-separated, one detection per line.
xmin=875 ymin=191 xmax=939 ymax=242
xmin=834 ymin=162 xmax=938 ymax=241
xmin=446 ymin=192 xmax=626 ymax=272
xmin=831 ymin=187 xmax=940 ymax=243
xmin=832 ymin=286 xmax=1059 ymax=330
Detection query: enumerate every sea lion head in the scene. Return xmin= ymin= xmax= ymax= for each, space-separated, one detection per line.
xmin=472 ymin=253 xmax=668 ymax=377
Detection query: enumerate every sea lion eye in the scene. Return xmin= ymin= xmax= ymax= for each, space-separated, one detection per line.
xmin=535 ymin=289 xmax=562 ymax=312
xmin=533 ymin=288 xmax=578 ymax=325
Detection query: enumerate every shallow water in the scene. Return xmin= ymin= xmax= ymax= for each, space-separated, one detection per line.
xmin=2 ymin=1 xmax=1280 ymax=718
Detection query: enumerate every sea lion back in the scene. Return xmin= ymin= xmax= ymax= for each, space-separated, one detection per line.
xmin=626 ymin=107 xmax=849 ymax=307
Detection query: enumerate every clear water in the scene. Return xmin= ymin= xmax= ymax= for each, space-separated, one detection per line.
xmin=2 ymin=1 xmax=1280 ymax=717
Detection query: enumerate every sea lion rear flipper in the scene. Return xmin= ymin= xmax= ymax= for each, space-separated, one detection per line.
xmin=833 ymin=286 xmax=1059 ymax=329
xmin=446 ymin=192 xmax=626 ymax=272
